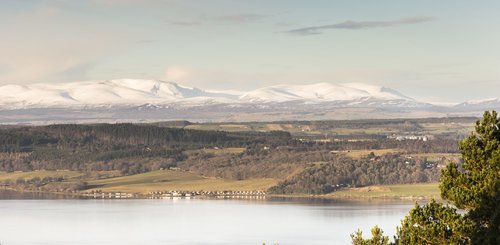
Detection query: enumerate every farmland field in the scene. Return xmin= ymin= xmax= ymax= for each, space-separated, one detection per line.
xmin=86 ymin=170 xmax=277 ymax=193
xmin=326 ymin=183 xmax=440 ymax=199
xmin=0 ymin=170 xmax=82 ymax=182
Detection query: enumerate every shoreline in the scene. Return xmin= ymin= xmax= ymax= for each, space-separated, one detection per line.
xmin=268 ymin=193 xmax=441 ymax=201
xmin=0 ymin=187 xmax=441 ymax=201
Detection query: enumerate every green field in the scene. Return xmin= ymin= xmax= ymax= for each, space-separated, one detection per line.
xmin=185 ymin=124 xmax=252 ymax=132
xmin=325 ymin=183 xmax=440 ymax=199
xmin=344 ymin=148 xmax=401 ymax=159
xmin=86 ymin=170 xmax=277 ymax=193
xmin=405 ymin=153 xmax=461 ymax=162
xmin=184 ymin=147 xmax=246 ymax=156
xmin=201 ymin=147 xmax=246 ymax=155
xmin=0 ymin=170 xmax=82 ymax=181
xmin=420 ymin=122 xmax=474 ymax=135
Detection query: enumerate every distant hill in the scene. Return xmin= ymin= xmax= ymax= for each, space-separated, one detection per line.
xmin=0 ymin=79 xmax=498 ymax=123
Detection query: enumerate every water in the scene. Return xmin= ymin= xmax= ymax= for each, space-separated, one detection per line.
xmin=0 ymin=190 xmax=414 ymax=245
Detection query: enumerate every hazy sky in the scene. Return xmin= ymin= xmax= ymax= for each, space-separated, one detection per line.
xmin=1 ymin=0 xmax=499 ymax=102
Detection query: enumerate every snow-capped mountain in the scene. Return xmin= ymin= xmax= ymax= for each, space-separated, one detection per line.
xmin=0 ymin=79 xmax=497 ymax=123
xmin=0 ymin=79 xmax=239 ymax=108
xmin=240 ymin=83 xmax=412 ymax=103
xmin=454 ymin=98 xmax=500 ymax=111
xmin=239 ymin=82 xmax=426 ymax=108
xmin=0 ymin=79 xmax=422 ymax=108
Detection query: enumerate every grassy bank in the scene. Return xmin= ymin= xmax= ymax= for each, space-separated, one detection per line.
xmin=86 ymin=170 xmax=277 ymax=193
xmin=324 ymin=183 xmax=441 ymax=200
xmin=0 ymin=170 xmax=82 ymax=181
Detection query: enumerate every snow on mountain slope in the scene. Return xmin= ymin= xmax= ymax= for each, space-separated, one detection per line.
xmin=456 ymin=98 xmax=500 ymax=105
xmin=454 ymin=98 xmax=500 ymax=110
xmin=0 ymin=79 xmax=422 ymax=109
xmin=239 ymin=82 xmax=413 ymax=103
xmin=0 ymin=79 xmax=237 ymax=108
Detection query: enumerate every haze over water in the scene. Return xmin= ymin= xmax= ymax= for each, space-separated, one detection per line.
xmin=0 ymin=192 xmax=414 ymax=245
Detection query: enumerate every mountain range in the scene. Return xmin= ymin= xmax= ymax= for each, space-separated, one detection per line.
xmin=0 ymin=79 xmax=498 ymax=123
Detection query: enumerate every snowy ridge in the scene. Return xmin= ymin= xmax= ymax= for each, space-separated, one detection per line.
xmin=454 ymin=98 xmax=500 ymax=110
xmin=456 ymin=98 xmax=500 ymax=106
xmin=0 ymin=79 xmax=422 ymax=109
xmin=1 ymin=79 xmax=499 ymax=124
xmin=0 ymin=79 xmax=237 ymax=108
xmin=240 ymin=82 xmax=412 ymax=102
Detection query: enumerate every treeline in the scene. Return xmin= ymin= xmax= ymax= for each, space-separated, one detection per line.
xmin=0 ymin=123 xmax=290 ymax=152
xmin=269 ymin=154 xmax=441 ymax=194
xmin=179 ymin=148 xmax=335 ymax=180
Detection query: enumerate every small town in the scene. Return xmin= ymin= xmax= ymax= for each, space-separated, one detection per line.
xmin=83 ymin=190 xmax=267 ymax=199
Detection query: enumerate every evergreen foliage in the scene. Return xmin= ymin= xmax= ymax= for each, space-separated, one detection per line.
xmin=440 ymin=111 xmax=499 ymax=244
xmin=352 ymin=111 xmax=500 ymax=244
xmin=351 ymin=226 xmax=389 ymax=245
xmin=0 ymin=123 xmax=292 ymax=174
xmin=395 ymin=200 xmax=474 ymax=244
xmin=269 ymin=154 xmax=439 ymax=194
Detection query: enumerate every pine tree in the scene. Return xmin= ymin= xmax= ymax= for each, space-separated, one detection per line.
xmin=352 ymin=111 xmax=500 ymax=244
xmin=351 ymin=226 xmax=389 ymax=245
xmin=394 ymin=200 xmax=474 ymax=244
xmin=440 ymin=110 xmax=500 ymax=244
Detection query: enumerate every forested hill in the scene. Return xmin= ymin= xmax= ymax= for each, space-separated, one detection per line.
xmin=0 ymin=123 xmax=292 ymax=150
xmin=0 ymin=124 xmax=291 ymax=172
xmin=0 ymin=121 xmax=460 ymax=194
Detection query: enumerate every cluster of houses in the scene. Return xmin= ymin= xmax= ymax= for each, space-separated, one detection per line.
xmin=387 ymin=134 xmax=433 ymax=141
xmin=297 ymin=138 xmax=371 ymax=143
xmin=83 ymin=190 xmax=135 ymax=199
xmin=148 ymin=190 xmax=267 ymax=199
xmin=83 ymin=190 xmax=267 ymax=199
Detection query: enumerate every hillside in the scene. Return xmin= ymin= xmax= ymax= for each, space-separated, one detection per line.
xmin=0 ymin=119 xmax=470 ymax=196
xmin=0 ymin=79 xmax=418 ymax=108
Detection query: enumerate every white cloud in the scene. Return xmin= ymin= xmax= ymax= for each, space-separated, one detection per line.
xmin=0 ymin=4 xmax=132 ymax=84
xmin=165 ymin=66 xmax=189 ymax=82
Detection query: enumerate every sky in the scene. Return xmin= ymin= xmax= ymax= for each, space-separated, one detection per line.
xmin=1 ymin=0 xmax=499 ymax=103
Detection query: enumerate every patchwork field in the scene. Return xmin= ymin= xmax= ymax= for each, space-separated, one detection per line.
xmin=172 ymin=119 xmax=476 ymax=139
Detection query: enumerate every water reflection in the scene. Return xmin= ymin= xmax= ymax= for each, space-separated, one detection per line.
xmin=0 ymin=190 xmax=415 ymax=245
xmin=0 ymin=189 xmax=80 ymax=199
